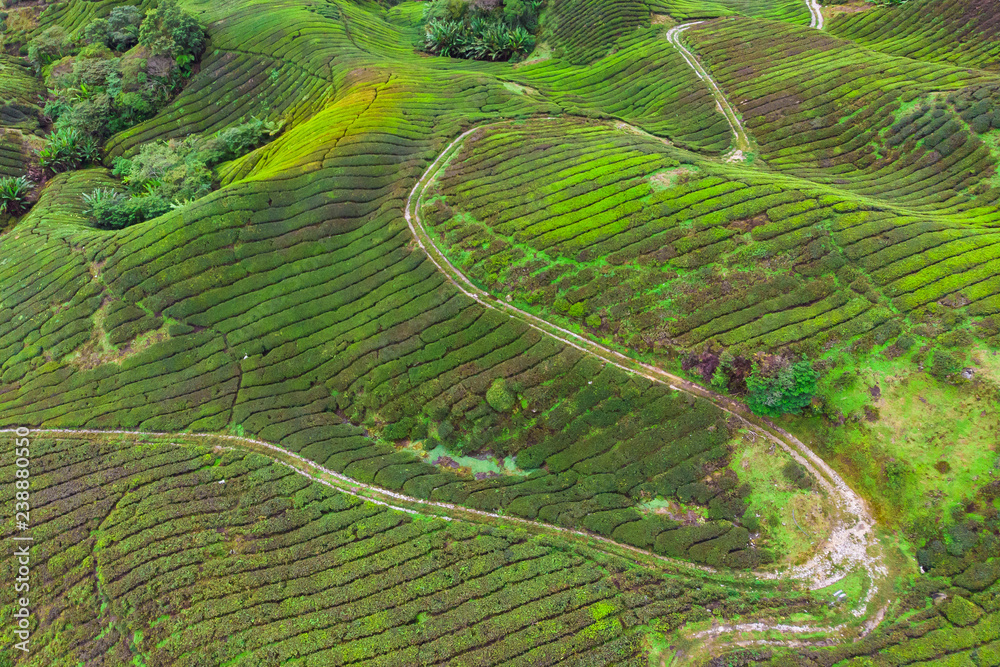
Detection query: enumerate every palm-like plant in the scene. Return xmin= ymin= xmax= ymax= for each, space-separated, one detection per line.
xmin=424 ymin=2 xmax=542 ymax=62
xmin=81 ymin=187 xmax=125 ymax=219
xmin=37 ymin=127 xmax=93 ymax=173
xmin=0 ymin=176 xmax=34 ymax=215
xmin=506 ymin=25 xmax=534 ymax=56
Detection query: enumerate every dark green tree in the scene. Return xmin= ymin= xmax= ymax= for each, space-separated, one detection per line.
xmin=746 ymin=357 xmax=818 ymax=417
xmin=139 ymin=0 xmax=205 ymax=64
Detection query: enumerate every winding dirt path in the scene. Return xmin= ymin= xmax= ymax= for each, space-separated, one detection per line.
xmin=3 ymin=420 xmax=883 ymax=647
xmin=1 ymin=427 xmax=722 ymax=573
xmin=666 ymin=22 xmax=751 ymax=159
xmin=403 ymin=118 xmax=888 ymax=640
xmin=807 ymin=0 xmax=825 ymax=29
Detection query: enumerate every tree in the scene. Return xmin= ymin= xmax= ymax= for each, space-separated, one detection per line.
xmin=504 ymin=0 xmax=528 ymax=22
xmin=85 ymin=6 xmax=143 ymax=51
xmin=27 ymin=26 xmax=71 ymax=69
xmin=746 ymin=357 xmax=818 ymax=417
xmin=139 ymin=0 xmax=205 ymax=63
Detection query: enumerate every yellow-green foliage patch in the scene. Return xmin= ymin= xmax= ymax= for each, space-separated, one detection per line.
xmin=729 ymin=432 xmax=833 ymax=566
xmin=807 ymin=350 xmax=1000 ymax=527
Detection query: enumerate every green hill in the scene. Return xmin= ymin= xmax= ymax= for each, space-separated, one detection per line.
xmin=0 ymin=0 xmax=998 ymax=664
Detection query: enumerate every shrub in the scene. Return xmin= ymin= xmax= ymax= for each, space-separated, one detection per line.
xmin=710 ymin=366 xmax=728 ymax=391
xmin=112 ymin=91 xmax=156 ymax=129
xmin=746 ymin=357 xmax=818 ymax=417
xmin=929 ymin=350 xmax=961 ymax=380
xmin=0 ymin=176 xmax=34 ymax=215
xmin=57 ymin=94 xmax=114 ymax=139
xmin=199 ymin=117 xmax=282 ymax=164
xmin=883 ymin=458 xmax=911 ymax=493
xmin=139 ymin=0 xmax=205 ymax=64
xmin=82 ymin=188 xmax=171 ymax=229
xmin=84 ymin=6 xmax=142 ymax=51
xmin=37 ymin=127 xmax=98 ymax=173
xmin=504 ymin=0 xmax=543 ymax=29
xmin=445 ymin=0 xmax=470 ymax=19
xmin=43 ymin=97 xmax=73 ymax=123
xmin=118 ymin=138 xmax=208 ymax=198
xmin=27 ymin=26 xmax=72 ymax=69
xmin=81 ymin=187 xmax=125 ymax=218
xmin=486 ymin=378 xmax=515 ymax=412
xmin=781 ymin=460 xmax=812 ymax=490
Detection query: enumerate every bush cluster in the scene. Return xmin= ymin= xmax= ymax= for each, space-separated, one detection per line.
xmin=82 ymin=117 xmax=280 ymax=229
xmin=745 ymin=356 xmax=818 ymax=417
xmin=28 ymin=1 xmax=205 ymax=174
xmin=37 ymin=127 xmax=100 ymax=173
xmin=0 ymin=175 xmax=34 ymax=215
xmin=83 ymin=6 xmax=143 ymax=53
xmin=423 ymin=0 xmax=543 ymax=61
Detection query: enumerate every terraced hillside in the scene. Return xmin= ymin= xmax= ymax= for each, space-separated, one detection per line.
xmin=828 ymin=0 xmax=1000 ymax=70
xmin=424 ymin=119 xmax=890 ymax=360
xmin=649 ymin=0 xmax=811 ymax=24
xmin=0 ymin=0 xmax=787 ymax=572
xmin=0 ymin=432 xmax=812 ymax=666
xmin=0 ymin=0 xmax=998 ymax=664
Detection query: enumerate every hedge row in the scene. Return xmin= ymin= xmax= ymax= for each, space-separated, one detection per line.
xmin=1 ymin=434 xmax=776 ymax=666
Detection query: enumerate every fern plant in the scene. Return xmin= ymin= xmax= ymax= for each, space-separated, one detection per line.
xmin=37 ymin=127 xmax=97 ymax=173
xmin=0 ymin=176 xmax=34 ymax=215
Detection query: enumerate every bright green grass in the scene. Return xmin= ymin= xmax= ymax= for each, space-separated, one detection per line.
xmin=729 ymin=433 xmax=833 ymax=566
xmin=794 ymin=347 xmax=1000 ymax=528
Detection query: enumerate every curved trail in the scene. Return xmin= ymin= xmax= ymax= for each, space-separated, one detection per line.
xmin=3 ymin=12 xmax=867 ymax=653
xmin=807 ymin=0 xmax=825 ymax=29
xmin=3 ymin=422 xmax=884 ymax=646
xmin=404 ymin=120 xmax=885 ymax=611
xmin=666 ymin=22 xmax=751 ymax=159
xmin=2 ymin=427 xmax=718 ymax=574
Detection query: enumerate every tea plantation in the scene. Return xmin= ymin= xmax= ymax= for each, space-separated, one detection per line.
xmin=0 ymin=433 xmax=812 ymax=665
xmin=0 ymin=0 xmax=997 ymax=663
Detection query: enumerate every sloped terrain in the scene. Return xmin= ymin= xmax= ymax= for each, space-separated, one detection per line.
xmin=1 ymin=433 xmax=808 ymax=666
xmin=0 ymin=0 xmax=998 ymax=664
xmin=828 ymin=0 xmax=1000 ymax=71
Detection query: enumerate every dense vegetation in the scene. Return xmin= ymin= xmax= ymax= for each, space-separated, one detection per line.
xmin=0 ymin=434 xmax=809 ymax=666
xmin=84 ymin=117 xmax=281 ymax=228
xmin=423 ymin=0 xmax=544 ymax=61
xmin=0 ymin=0 xmax=998 ymax=663
xmin=34 ymin=1 xmax=204 ymax=148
